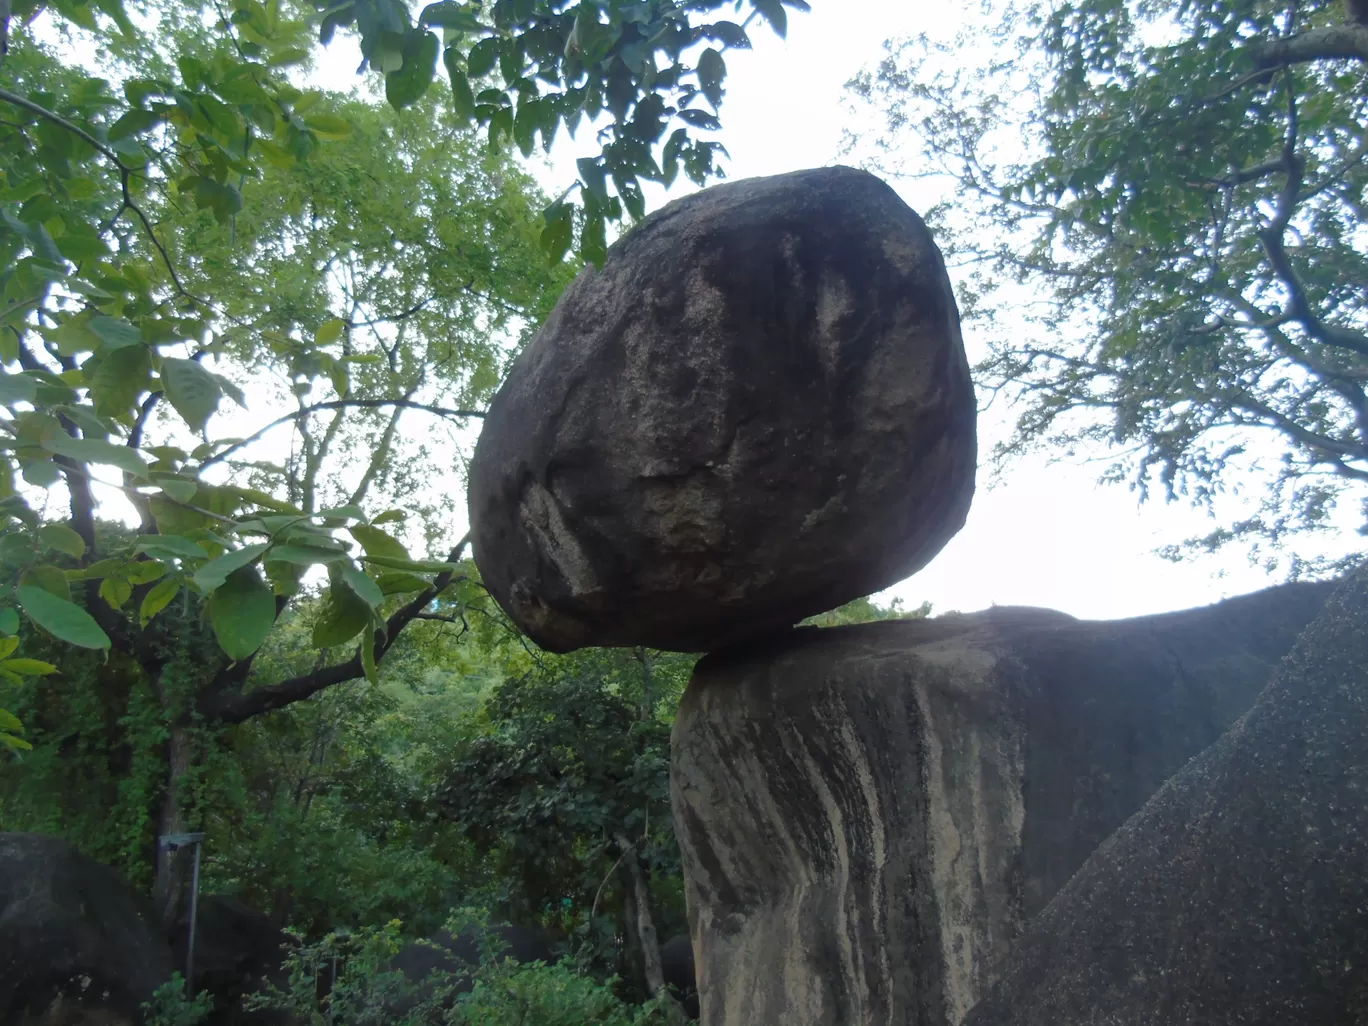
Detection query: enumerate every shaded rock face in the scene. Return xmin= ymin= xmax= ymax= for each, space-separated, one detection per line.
xmin=0 ymin=833 xmax=174 ymax=1026
xmin=669 ymin=581 xmax=1332 ymax=1026
xmin=469 ymin=166 xmax=976 ymax=653
xmin=963 ymin=567 xmax=1368 ymax=1026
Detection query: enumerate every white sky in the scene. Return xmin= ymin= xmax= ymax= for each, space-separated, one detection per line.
xmin=276 ymin=2 xmax=1360 ymax=618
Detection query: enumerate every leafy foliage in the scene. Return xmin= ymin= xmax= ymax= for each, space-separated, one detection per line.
xmin=440 ymin=646 xmax=691 ymax=979
xmin=306 ymin=0 xmax=813 ymax=264
xmin=246 ymin=913 xmax=669 ymax=1025
xmin=849 ymin=0 xmax=1368 ymax=567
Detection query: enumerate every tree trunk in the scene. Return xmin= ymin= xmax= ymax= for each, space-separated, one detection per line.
xmin=154 ymin=723 xmax=194 ymax=928
xmin=614 ymin=832 xmax=685 ymax=1024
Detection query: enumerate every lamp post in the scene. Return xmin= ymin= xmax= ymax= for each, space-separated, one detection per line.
xmin=159 ymin=831 xmax=207 ymax=995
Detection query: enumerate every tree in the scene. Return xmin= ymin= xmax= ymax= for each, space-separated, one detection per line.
xmin=849 ymin=0 xmax=1368 ymax=568
xmin=0 ymin=0 xmax=806 ymax=916
xmin=440 ymin=646 xmax=693 ymax=1018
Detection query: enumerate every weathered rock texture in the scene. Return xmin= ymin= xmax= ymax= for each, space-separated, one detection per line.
xmin=669 ymin=581 xmax=1332 ymax=1026
xmin=469 ymin=166 xmax=976 ymax=653
xmin=963 ymin=566 xmax=1368 ymax=1026
xmin=0 ymin=832 xmax=174 ymax=1025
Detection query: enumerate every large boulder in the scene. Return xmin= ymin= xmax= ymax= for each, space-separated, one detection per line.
xmin=468 ymin=166 xmax=975 ymax=653
xmin=168 ymin=896 xmax=291 ymax=1026
xmin=0 ymin=833 xmax=175 ymax=1025
xmin=669 ymin=581 xmax=1331 ymax=1026
xmin=963 ymin=566 xmax=1368 ymax=1026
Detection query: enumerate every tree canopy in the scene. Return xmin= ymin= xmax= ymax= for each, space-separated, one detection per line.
xmin=850 ymin=0 xmax=1368 ymax=568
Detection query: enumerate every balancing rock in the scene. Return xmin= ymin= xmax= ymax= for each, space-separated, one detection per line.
xmin=468 ymin=166 xmax=975 ymax=652
xmin=669 ymin=581 xmax=1331 ymax=1026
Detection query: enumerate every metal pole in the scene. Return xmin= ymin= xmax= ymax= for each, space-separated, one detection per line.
xmin=159 ymin=832 xmax=207 ymax=999
xmin=186 ymin=838 xmax=202 ymax=997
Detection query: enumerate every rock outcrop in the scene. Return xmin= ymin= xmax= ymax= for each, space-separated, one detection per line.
xmin=468 ymin=166 xmax=975 ymax=653
xmin=0 ymin=832 xmax=174 ymax=1025
xmin=962 ymin=567 xmax=1368 ymax=1026
xmin=669 ymin=581 xmax=1331 ymax=1026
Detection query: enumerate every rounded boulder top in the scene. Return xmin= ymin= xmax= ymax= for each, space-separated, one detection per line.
xmin=468 ymin=166 xmax=976 ymax=654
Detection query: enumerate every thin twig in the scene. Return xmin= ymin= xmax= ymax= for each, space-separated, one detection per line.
xmin=0 ymin=86 xmax=205 ymax=306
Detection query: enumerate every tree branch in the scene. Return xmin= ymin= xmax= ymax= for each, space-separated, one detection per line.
xmin=203 ymin=535 xmax=471 ymax=725
xmin=200 ymin=399 xmax=485 ymax=469
xmin=1257 ymin=23 xmax=1368 ymax=67
xmin=0 ymin=87 xmax=203 ymax=306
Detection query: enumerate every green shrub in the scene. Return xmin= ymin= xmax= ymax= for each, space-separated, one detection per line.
xmin=142 ymin=975 xmax=214 ymax=1026
xmin=243 ymin=912 xmax=667 ymax=1026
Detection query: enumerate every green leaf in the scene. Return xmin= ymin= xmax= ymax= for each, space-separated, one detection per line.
xmin=371 ymin=509 xmax=406 ymax=525
xmin=359 ymin=554 xmax=457 ymax=573
xmin=420 ymin=1 xmax=480 ymax=29
xmin=136 ymin=534 xmax=208 ymax=561
xmin=0 ymin=708 xmax=23 ymax=732
xmin=467 ymin=36 xmax=499 ymax=77
xmin=20 ymin=460 xmax=59 ymax=489
xmin=697 ymin=48 xmax=725 ymax=108
xmin=753 ymin=0 xmax=787 ymax=37
xmin=0 ymin=658 xmax=57 ymax=676
xmin=98 ymin=576 xmax=133 ymax=609
xmin=342 ymin=564 xmax=385 ymax=607
xmin=157 ymin=476 xmax=198 ymax=504
xmin=446 ymin=56 xmax=476 ymax=123
xmin=376 ymin=571 xmax=431 ymax=595
xmin=0 ymin=731 xmax=32 ymax=751
xmin=303 ymin=114 xmax=352 ymax=140
xmin=0 ymin=372 xmax=38 ymax=406
xmin=88 ymin=316 xmax=142 ymax=349
xmin=193 ymin=542 xmax=268 ymax=593
xmin=541 ymin=201 xmax=574 ymax=264
xmin=160 ymin=358 xmax=222 ymax=432
xmin=45 ymin=435 xmax=151 ymax=479
xmin=0 ymin=657 xmax=56 ymax=676
xmin=127 ymin=559 xmax=167 ymax=585
xmin=315 ymin=318 xmax=346 ymax=346
xmin=0 ymin=608 xmax=20 ymax=635
xmin=17 ymin=585 xmax=111 ymax=649
xmin=38 ymin=523 xmax=86 ymax=558
xmin=349 ymin=524 xmax=408 ymax=561
xmin=208 ymin=566 xmax=276 ymax=660
xmin=386 ymin=31 xmax=440 ymax=109
xmin=139 ymin=575 xmax=181 ymax=627
xmin=267 ymin=543 xmax=350 ymax=565
xmin=312 ymin=584 xmax=373 ymax=648
xmin=88 ymin=345 xmax=153 ymax=420
xmin=317 ymin=504 xmax=367 ymax=522
xmin=22 ymin=565 xmax=71 ymax=602
xmin=0 ymin=637 xmax=18 ymax=660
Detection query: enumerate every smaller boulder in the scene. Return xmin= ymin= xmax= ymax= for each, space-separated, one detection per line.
xmin=386 ymin=923 xmax=558 ymax=1013
xmin=168 ymin=896 xmax=291 ymax=1026
xmin=0 ymin=833 xmax=174 ymax=1025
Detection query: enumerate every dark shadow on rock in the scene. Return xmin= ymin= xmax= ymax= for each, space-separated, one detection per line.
xmin=660 ymin=933 xmax=698 ymax=1020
